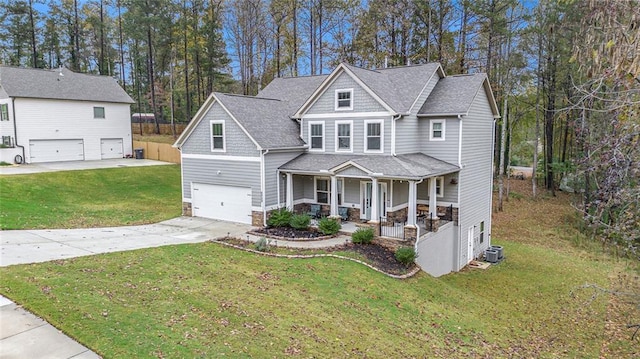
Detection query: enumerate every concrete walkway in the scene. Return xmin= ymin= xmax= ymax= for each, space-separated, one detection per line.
xmin=0 ymin=217 xmax=352 ymax=358
xmin=0 ymin=158 xmax=173 ymax=176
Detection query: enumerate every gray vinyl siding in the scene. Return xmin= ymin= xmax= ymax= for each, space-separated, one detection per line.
xmin=337 ymin=165 xmax=369 ymax=177
xmin=395 ymin=73 xmax=440 ymax=154
xmin=182 ymin=157 xmax=261 ymax=207
xmin=392 ymin=181 xmax=409 ymax=207
xmin=419 ymin=117 xmax=460 ymax=164
xmin=265 ymin=150 xmax=305 ymax=207
xmin=302 ymin=117 xmax=392 ymax=155
xmin=343 ymin=178 xmax=360 ymax=204
xmin=458 ymin=88 xmax=495 ymax=267
xmin=307 ymin=73 xmax=386 ymax=114
xmin=293 ymin=175 xmax=307 ymax=201
xmin=181 ymin=102 xmax=259 ymax=157
xmin=410 ymin=174 xmax=458 ymax=204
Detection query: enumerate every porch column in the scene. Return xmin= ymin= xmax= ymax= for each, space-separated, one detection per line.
xmin=286 ymin=172 xmax=293 ymax=211
xmin=407 ymin=180 xmax=417 ymax=226
xmin=371 ymin=177 xmax=379 ymax=220
xmin=330 ymin=175 xmax=338 ymax=216
xmin=429 ymin=177 xmax=439 ymax=220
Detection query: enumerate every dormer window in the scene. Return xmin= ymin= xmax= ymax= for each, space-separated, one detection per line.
xmin=335 ymin=89 xmax=353 ymax=111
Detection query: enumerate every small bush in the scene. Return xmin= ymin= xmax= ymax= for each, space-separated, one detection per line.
xmin=267 ymin=208 xmax=292 ymax=227
xmin=395 ymin=247 xmax=416 ymax=266
xmin=290 ymin=214 xmax=311 ymax=230
xmin=254 ymin=237 xmax=270 ymax=252
xmin=318 ymin=217 xmax=341 ymax=235
xmin=351 ymin=227 xmax=374 ymax=244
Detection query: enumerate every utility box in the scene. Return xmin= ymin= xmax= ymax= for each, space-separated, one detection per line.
xmin=485 ymin=249 xmax=499 ymax=263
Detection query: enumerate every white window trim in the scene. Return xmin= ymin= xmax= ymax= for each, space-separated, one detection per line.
xmin=434 ymin=176 xmax=444 ymax=197
xmin=429 ymin=119 xmax=446 ymax=141
xmin=0 ymin=104 xmax=9 ymax=121
xmin=335 ymin=120 xmax=353 ymax=152
xmin=364 ymin=119 xmax=384 ymax=153
xmin=308 ymin=121 xmax=325 ymax=152
xmin=334 ymin=88 xmax=354 ymax=111
xmin=210 ymin=120 xmax=226 ymax=152
xmin=314 ymin=177 xmax=331 ymax=204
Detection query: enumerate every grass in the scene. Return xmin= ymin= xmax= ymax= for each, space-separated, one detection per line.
xmin=0 ymin=180 xmax=638 ymax=358
xmin=133 ymin=134 xmax=178 ymax=144
xmin=0 ymin=165 xmax=182 ymax=229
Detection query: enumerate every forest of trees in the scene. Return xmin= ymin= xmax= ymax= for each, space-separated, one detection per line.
xmin=1 ymin=0 xmax=638 ymax=258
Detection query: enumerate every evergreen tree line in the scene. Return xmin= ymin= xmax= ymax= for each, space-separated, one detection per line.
xmin=1 ymin=0 xmax=638 ymax=257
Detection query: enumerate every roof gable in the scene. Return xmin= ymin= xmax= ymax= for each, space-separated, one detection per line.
xmin=0 ymin=66 xmax=133 ymax=103
xmin=417 ymin=74 xmax=499 ymax=117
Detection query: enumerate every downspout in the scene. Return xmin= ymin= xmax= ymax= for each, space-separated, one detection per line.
xmin=261 ymin=149 xmax=270 ymax=226
xmin=391 ymin=113 xmax=402 ymax=156
xmin=11 ymin=98 xmax=25 ymax=164
xmin=457 ymin=114 xmax=463 ymax=269
xmin=276 ymin=169 xmax=281 ymax=208
xmin=488 ymin=119 xmax=496 ymax=247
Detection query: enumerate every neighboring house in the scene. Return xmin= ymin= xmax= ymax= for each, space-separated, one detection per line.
xmin=0 ymin=66 xmax=134 ymax=164
xmin=174 ymin=63 xmax=499 ymax=276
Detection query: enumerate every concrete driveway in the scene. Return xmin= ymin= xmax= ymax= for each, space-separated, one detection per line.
xmin=0 ymin=158 xmax=173 ymax=176
xmin=0 ymin=217 xmax=250 ymax=266
xmin=0 ymin=217 xmax=251 ymax=359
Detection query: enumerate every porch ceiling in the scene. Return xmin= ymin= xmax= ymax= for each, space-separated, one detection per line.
xmin=279 ymin=153 xmax=459 ymax=179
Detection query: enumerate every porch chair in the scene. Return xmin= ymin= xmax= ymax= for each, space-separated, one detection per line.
xmin=338 ymin=207 xmax=349 ymax=222
xmin=308 ymin=204 xmax=322 ymax=219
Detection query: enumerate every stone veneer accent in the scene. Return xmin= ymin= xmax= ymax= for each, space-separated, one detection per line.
xmin=386 ymin=207 xmax=408 ymax=222
xmin=251 ymin=211 xmax=264 ymax=227
xmin=404 ymin=225 xmax=417 ymax=241
xmin=182 ymin=202 xmax=192 ymax=216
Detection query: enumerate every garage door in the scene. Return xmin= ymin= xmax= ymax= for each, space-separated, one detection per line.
xmin=192 ymin=183 xmax=252 ymax=224
xmin=101 ymin=138 xmax=124 ymax=159
xmin=29 ymin=139 xmax=84 ymax=163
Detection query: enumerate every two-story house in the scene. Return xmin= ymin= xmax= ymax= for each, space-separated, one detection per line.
xmin=174 ymin=63 xmax=499 ymax=276
xmin=0 ymin=66 xmax=134 ymax=164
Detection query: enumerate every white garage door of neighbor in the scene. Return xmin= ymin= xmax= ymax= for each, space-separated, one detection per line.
xmin=192 ymin=183 xmax=252 ymax=224
xmin=101 ymin=138 xmax=124 ymax=159
xmin=29 ymin=139 xmax=84 ymax=163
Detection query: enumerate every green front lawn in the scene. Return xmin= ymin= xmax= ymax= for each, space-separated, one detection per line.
xmin=0 ymin=165 xmax=182 ymax=230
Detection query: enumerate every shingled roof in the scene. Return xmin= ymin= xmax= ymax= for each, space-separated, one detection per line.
xmin=279 ymin=153 xmax=459 ymax=179
xmin=343 ymin=63 xmax=442 ymax=114
xmin=417 ymin=73 xmax=491 ymax=116
xmin=0 ymin=66 xmax=133 ymax=103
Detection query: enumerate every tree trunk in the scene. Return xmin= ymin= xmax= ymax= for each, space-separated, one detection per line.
xmin=28 ymin=0 xmax=37 ymax=68
xmin=146 ymin=21 xmax=160 ymax=135
xmin=117 ymin=0 xmax=126 ymax=87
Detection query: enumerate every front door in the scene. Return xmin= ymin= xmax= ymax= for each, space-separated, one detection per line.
xmin=360 ymin=182 xmax=387 ymax=220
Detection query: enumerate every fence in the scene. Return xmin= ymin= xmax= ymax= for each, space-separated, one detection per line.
xmin=132 ymin=140 xmax=181 ymax=164
xmin=131 ymin=123 xmax=188 ymax=136
xmin=379 ymin=217 xmax=405 ymax=240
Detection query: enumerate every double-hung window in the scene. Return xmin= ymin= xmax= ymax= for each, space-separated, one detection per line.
xmin=335 ymin=121 xmax=352 ymax=152
xmin=93 ymin=106 xmax=105 ymax=119
xmin=430 ymin=120 xmax=445 ymax=140
xmin=210 ymin=120 xmax=225 ymax=151
xmin=316 ymin=178 xmax=330 ymax=204
xmin=435 ymin=176 xmax=444 ymax=197
xmin=365 ymin=120 xmax=383 ymax=152
xmin=0 ymin=104 xmax=8 ymax=121
xmin=309 ymin=122 xmax=324 ymax=151
xmin=335 ymin=89 xmax=353 ymax=110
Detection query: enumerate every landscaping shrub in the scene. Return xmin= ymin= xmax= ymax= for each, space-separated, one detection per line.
xmin=254 ymin=237 xmax=270 ymax=252
xmin=318 ymin=217 xmax=341 ymax=235
xmin=395 ymin=247 xmax=416 ymax=266
xmin=267 ymin=208 xmax=293 ymax=227
xmin=290 ymin=214 xmax=311 ymax=230
xmin=351 ymin=227 xmax=375 ymax=244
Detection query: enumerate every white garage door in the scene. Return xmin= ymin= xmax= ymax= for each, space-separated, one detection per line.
xmin=101 ymin=138 xmax=124 ymax=159
xmin=29 ymin=139 xmax=84 ymax=163
xmin=192 ymin=183 xmax=252 ymax=224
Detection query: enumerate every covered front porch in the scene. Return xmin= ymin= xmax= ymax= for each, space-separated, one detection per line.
xmin=276 ymin=153 xmax=460 ymax=240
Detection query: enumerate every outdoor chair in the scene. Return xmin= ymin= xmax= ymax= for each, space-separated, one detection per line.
xmin=338 ymin=206 xmax=349 ymax=221
xmin=308 ymin=204 xmax=322 ymax=219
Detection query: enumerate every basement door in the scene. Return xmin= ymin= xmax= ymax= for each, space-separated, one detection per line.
xmin=192 ymin=183 xmax=252 ymax=224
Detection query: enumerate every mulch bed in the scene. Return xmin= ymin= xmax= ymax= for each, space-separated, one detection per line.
xmin=215 ymin=236 xmax=414 ymax=276
xmin=251 ymin=227 xmax=327 ymax=240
